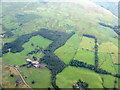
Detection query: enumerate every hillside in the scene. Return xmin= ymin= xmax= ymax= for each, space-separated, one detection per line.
xmin=1 ymin=0 xmax=119 ymax=89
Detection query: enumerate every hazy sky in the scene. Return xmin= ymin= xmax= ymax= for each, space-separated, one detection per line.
xmin=1 ymin=0 xmax=38 ymax=2
xmin=1 ymin=0 xmax=119 ymax=2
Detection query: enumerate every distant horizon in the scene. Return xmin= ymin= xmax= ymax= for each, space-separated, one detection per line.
xmin=1 ymin=0 xmax=119 ymax=2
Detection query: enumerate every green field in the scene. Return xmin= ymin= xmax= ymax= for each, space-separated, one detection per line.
xmin=3 ymin=35 xmax=52 ymax=65
xmin=55 ymin=34 xmax=81 ymax=64
xmin=18 ymin=67 xmax=52 ymax=88
xmin=98 ymin=53 xmax=116 ymax=74
xmin=56 ymin=66 xmax=103 ymax=88
xmin=100 ymin=75 xmax=116 ymax=88
xmin=113 ymin=65 xmax=120 ymax=74
xmin=2 ymin=1 xmax=119 ymax=88
xmin=74 ymin=48 xmax=94 ymax=65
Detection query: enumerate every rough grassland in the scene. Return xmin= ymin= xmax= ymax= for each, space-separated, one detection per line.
xmin=98 ymin=42 xmax=118 ymax=53
xmin=54 ymin=34 xmax=81 ymax=64
xmin=3 ymin=35 xmax=52 ymax=65
xmin=56 ymin=66 xmax=103 ymax=88
xmin=18 ymin=67 xmax=52 ymax=88
xmin=111 ymin=54 xmax=118 ymax=64
xmin=80 ymin=36 xmax=95 ymax=51
xmin=2 ymin=64 xmax=28 ymax=88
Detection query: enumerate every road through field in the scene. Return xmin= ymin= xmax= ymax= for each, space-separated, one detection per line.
xmin=3 ymin=62 xmax=33 ymax=89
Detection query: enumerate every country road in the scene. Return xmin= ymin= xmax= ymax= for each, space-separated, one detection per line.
xmin=3 ymin=62 xmax=33 ymax=89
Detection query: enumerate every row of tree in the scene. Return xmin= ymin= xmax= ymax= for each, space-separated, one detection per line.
xmin=99 ymin=23 xmax=120 ymax=35
xmin=69 ymin=60 xmax=112 ymax=75
xmin=2 ymin=28 xmax=74 ymax=54
xmin=70 ymin=60 xmax=120 ymax=78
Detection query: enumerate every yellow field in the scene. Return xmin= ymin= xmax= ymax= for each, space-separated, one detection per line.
xmin=98 ymin=41 xmax=118 ymax=53
xmin=111 ymin=54 xmax=118 ymax=64
xmin=80 ymin=36 xmax=95 ymax=51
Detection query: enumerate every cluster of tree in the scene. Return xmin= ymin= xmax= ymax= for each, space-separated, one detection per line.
xmin=4 ymin=31 xmax=14 ymax=38
xmin=99 ymin=23 xmax=120 ymax=35
xmin=27 ymin=48 xmax=42 ymax=56
xmin=2 ymin=28 xmax=74 ymax=54
xmin=40 ymin=53 xmax=67 ymax=75
xmin=69 ymin=60 xmax=112 ymax=75
xmin=73 ymin=79 xmax=88 ymax=89
xmin=10 ymin=74 xmax=14 ymax=77
xmin=32 ymin=56 xmax=37 ymax=61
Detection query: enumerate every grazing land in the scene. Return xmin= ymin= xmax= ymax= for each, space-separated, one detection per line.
xmin=18 ymin=67 xmax=52 ymax=88
xmin=1 ymin=0 xmax=119 ymax=89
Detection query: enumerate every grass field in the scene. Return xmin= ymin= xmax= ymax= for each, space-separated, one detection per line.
xmin=55 ymin=34 xmax=81 ymax=64
xmin=79 ymin=36 xmax=95 ymax=51
xmin=74 ymin=49 xmax=95 ymax=65
xmin=98 ymin=53 xmax=116 ymax=74
xmin=2 ymin=64 xmax=28 ymax=88
xmin=3 ymin=35 xmax=52 ymax=65
xmin=111 ymin=54 xmax=118 ymax=64
xmin=56 ymin=66 xmax=103 ymax=88
xmin=18 ymin=67 xmax=52 ymax=88
xmin=2 ymin=1 xmax=119 ymax=88
xmin=98 ymin=41 xmax=118 ymax=53
xmin=100 ymin=75 xmax=116 ymax=88
xmin=115 ymin=78 xmax=120 ymax=88
xmin=113 ymin=65 xmax=120 ymax=74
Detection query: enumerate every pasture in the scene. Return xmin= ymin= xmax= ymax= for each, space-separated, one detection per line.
xmin=18 ymin=67 xmax=52 ymax=88
xmin=54 ymin=34 xmax=81 ymax=64
xmin=98 ymin=41 xmax=118 ymax=53
xmin=100 ymin=75 xmax=115 ymax=88
xmin=98 ymin=53 xmax=116 ymax=74
xmin=74 ymin=49 xmax=94 ymax=65
xmin=111 ymin=54 xmax=118 ymax=64
xmin=3 ymin=35 xmax=52 ymax=65
xmin=79 ymin=36 xmax=95 ymax=51
xmin=56 ymin=66 xmax=103 ymax=88
xmin=2 ymin=64 xmax=28 ymax=88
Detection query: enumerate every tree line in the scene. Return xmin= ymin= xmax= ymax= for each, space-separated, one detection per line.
xmin=83 ymin=34 xmax=99 ymax=68
xmin=99 ymin=23 xmax=120 ymax=35
xmin=69 ymin=60 xmax=120 ymax=78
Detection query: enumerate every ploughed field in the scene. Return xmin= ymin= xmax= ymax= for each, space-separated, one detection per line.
xmin=1 ymin=0 xmax=119 ymax=89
